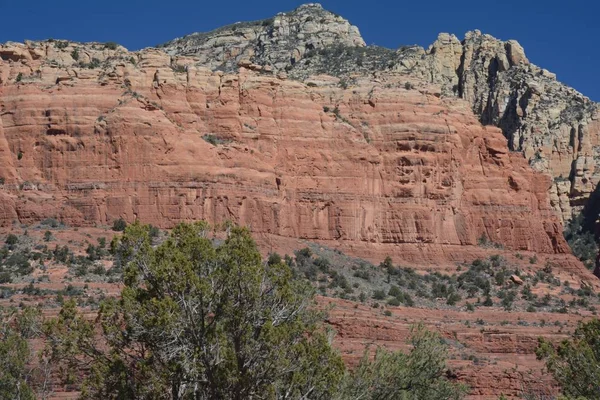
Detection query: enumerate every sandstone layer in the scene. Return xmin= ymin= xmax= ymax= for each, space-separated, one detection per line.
xmin=159 ymin=5 xmax=600 ymax=221
xmin=0 ymin=39 xmax=594 ymax=282
xmin=417 ymin=31 xmax=600 ymax=221
xmin=325 ymin=296 xmax=574 ymax=399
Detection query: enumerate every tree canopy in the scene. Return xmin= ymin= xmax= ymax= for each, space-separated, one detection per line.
xmin=1 ymin=221 xmax=468 ymax=399
xmin=0 ymin=306 xmax=41 ymax=400
xmin=45 ymin=222 xmax=345 ymax=399
xmin=536 ymin=318 xmax=600 ymax=399
xmin=339 ymin=323 xmax=467 ymax=400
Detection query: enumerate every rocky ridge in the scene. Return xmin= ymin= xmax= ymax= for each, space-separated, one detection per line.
xmin=0 ymin=37 xmax=586 ymax=268
xmin=159 ymin=5 xmax=600 ymax=222
xmin=426 ymin=32 xmax=600 ymax=222
xmin=160 ymin=3 xmax=365 ymax=72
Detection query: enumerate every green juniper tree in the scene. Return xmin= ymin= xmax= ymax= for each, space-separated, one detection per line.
xmin=0 ymin=307 xmax=39 ymax=400
xmin=337 ymin=323 xmax=467 ymax=400
xmin=536 ymin=319 xmax=600 ymax=399
xmin=42 ymin=221 xmax=468 ymax=400
xmin=45 ymin=222 xmax=345 ymax=399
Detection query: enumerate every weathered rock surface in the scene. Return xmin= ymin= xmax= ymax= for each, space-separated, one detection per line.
xmin=161 ymin=3 xmax=365 ymax=72
xmin=324 ymin=296 xmax=579 ymax=399
xmin=290 ymin=30 xmax=600 ymax=221
xmin=0 ymin=39 xmax=584 ymax=267
xmin=159 ymin=6 xmax=600 ymax=222
xmin=422 ymin=31 xmax=600 ymax=221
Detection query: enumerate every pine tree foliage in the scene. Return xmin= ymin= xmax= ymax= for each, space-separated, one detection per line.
xmin=45 ymin=222 xmax=345 ymax=399
xmin=536 ymin=319 xmax=600 ymax=399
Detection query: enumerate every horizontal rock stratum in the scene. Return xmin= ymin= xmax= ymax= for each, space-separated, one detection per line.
xmin=3 ymin=4 xmax=598 ymax=227
xmin=160 ymin=4 xmax=600 ymax=222
xmin=0 ymin=38 xmax=590 ymax=270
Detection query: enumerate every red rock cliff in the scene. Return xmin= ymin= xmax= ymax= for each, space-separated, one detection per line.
xmin=0 ymin=43 xmax=577 ymax=265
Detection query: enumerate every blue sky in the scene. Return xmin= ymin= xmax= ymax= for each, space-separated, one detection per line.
xmin=1 ymin=0 xmax=598 ymax=100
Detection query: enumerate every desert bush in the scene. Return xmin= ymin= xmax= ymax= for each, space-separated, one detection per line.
xmin=339 ymin=323 xmax=467 ymax=399
xmin=0 ymin=308 xmax=37 ymax=399
xmin=53 ymin=245 xmax=70 ymax=263
xmin=4 ymin=252 xmax=33 ymax=275
xmin=202 ymin=134 xmax=229 ymax=146
xmin=55 ymin=41 xmax=69 ymax=49
xmin=0 ymin=272 xmax=11 ymax=283
xmin=5 ymin=233 xmax=18 ymax=248
xmin=112 ymin=218 xmax=127 ymax=232
xmin=40 ymin=218 xmax=61 ymax=228
xmin=387 ymin=297 xmax=401 ymax=307
xmin=536 ymin=319 xmax=600 ymax=398
xmin=564 ymin=212 xmax=598 ymax=269
xmin=446 ymin=292 xmax=462 ymax=306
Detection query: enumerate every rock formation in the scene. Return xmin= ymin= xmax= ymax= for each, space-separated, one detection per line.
xmin=2 ymin=7 xmax=600 ymax=398
xmin=159 ymin=6 xmax=600 ymax=222
xmin=0 ymin=38 xmax=584 ymax=269
xmin=419 ymin=31 xmax=600 ymax=222
xmin=161 ymin=3 xmax=365 ymax=72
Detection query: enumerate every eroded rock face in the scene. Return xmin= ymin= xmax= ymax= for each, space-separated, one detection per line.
xmin=161 ymin=3 xmax=365 ymax=72
xmin=158 ymin=5 xmax=600 ymax=222
xmin=1 ymin=30 xmax=599 ymax=400
xmin=443 ymin=31 xmax=600 ymax=220
xmin=284 ymin=28 xmax=600 ymax=221
xmin=390 ymin=32 xmax=600 ymax=221
xmin=324 ymin=297 xmax=570 ymax=399
xmin=0 ymin=40 xmax=577 ymax=265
